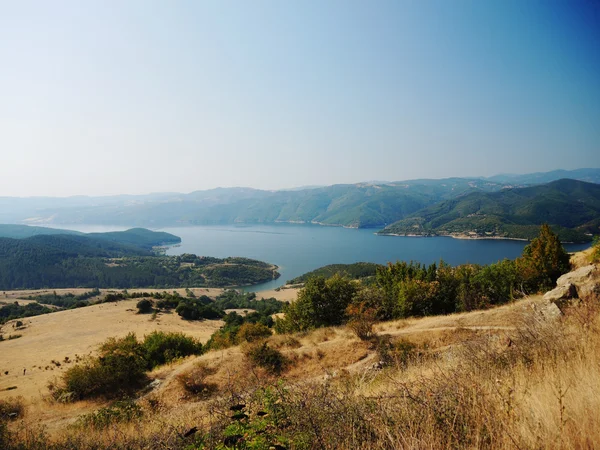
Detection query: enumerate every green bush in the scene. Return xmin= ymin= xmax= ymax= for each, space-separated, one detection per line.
xmin=136 ymin=299 xmax=153 ymax=314
xmin=176 ymin=300 xmax=223 ymax=320
xmin=76 ymin=400 xmax=143 ymax=430
xmin=54 ymin=334 xmax=147 ymax=400
xmin=142 ymin=331 xmax=202 ymax=369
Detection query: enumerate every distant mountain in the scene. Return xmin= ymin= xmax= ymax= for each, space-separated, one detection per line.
xmin=379 ymin=179 xmax=600 ymax=242
xmin=1 ymin=168 xmax=598 ymax=229
xmin=0 ymin=226 xmax=180 ymax=249
xmin=485 ymin=168 xmax=600 ymax=185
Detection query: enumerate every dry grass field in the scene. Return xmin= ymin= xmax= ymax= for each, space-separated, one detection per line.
xmin=1 ymin=250 xmax=599 ymax=448
xmin=0 ymin=299 xmax=222 ymax=401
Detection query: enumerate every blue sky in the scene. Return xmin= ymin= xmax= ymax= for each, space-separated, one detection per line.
xmin=0 ymin=0 xmax=598 ymax=196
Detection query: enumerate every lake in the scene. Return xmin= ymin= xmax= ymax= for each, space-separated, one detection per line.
xmin=156 ymin=224 xmax=590 ymax=291
xmin=46 ymin=223 xmax=590 ymax=292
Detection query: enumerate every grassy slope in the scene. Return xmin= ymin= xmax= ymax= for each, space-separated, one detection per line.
xmin=3 ymin=251 xmax=600 ymax=448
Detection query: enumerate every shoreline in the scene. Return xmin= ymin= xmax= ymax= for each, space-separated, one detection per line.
xmin=377 ymin=232 xmax=531 ymax=242
xmin=377 ymin=232 xmax=586 ymax=244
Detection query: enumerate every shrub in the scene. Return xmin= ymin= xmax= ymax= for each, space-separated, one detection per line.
xmin=142 ymin=331 xmax=202 ymax=369
xmin=346 ymin=302 xmax=377 ymax=341
xmin=52 ymin=331 xmax=204 ymax=401
xmin=0 ymin=397 xmax=24 ymax=420
xmin=591 ymin=236 xmax=600 ymax=263
xmin=53 ymin=333 xmax=148 ymax=400
xmin=136 ymin=299 xmax=153 ymax=314
xmin=376 ymin=336 xmax=418 ymax=368
xmin=176 ymin=301 xmax=224 ymax=320
xmin=237 ymin=322 xmax=272 ymax=343
xmin=76 ymin=400 xmax=143 ymax=430
xmin=206 ymin=327 xmax=238 ymax=350
xmin=176 ymin=362 xmax=217 ymax=396
xmin=155 ymin=297 xmax=180 ymax=310
xmin=244 ymin=342 xmax=289 ymax=375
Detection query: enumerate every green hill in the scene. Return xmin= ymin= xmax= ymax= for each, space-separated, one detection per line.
xmin=0 ymin=224 xmax=82 ymax=239
xmin=287 ymin=262 xmax=382 ymax=284
xmin=0 ymin=226 xmax=181 ymax=249
xmin=379 ymin=179 xmax=600 ymax=242
xmin=0 ymin=232 xmax=275 ymax=290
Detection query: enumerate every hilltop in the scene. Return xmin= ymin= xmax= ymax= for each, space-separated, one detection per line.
xmin=379 ymin=179 xmax=600 ymax=242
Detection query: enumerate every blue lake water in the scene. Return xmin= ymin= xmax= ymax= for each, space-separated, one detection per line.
xmin=46 ymin=223 xmax=591 ymax=292
xmin=158 ymin=224 xmax=589 ymax=291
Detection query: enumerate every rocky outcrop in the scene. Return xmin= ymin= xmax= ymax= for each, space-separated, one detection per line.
xmin=543 ymin=283 xmax=578 ymax=303
xmin=556 ymin=265 xmax=597 ymax=289
xmin=544 ymin=264 xmax=599 ymax=305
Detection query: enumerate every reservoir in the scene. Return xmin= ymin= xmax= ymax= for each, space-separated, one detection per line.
xmin=157 ymin=224 xmax=590 ymax=291
xmin=45 ymin=223 xmax=590 ymax=292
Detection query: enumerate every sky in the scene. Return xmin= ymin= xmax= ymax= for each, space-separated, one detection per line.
xmin=0 ymin=0 xmax=599 ymax=197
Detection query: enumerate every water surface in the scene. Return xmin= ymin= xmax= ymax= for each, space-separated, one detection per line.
xmin=43 ymin=223 xmax=590 ymax=291
xmin=158 ymin=224 xmax=590 ymax=291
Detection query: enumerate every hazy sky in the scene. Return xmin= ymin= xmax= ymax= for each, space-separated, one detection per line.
xmin=1 ymin=1 xmax=599 ymax=196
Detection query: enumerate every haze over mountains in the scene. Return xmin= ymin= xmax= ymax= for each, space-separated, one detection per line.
xmin=1 ymin=169 xmax=599 ymax=238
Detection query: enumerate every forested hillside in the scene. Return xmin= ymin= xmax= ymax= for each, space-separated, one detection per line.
xmin=2 ymin=169 xmax=598 ymax=229
xmin=0 ymin=232 xmax=277 ymax=290
xmin=379 ymin=179 xmax=600 ymax=242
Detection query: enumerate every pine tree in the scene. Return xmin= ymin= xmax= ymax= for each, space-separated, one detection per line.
xmin=519 ymin=224 xmax=570 ymax=292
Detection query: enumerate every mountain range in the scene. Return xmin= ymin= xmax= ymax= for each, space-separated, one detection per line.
xmin=1 ymin=169 xmax=599 ymax=235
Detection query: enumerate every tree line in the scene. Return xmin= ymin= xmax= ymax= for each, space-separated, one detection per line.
xmin=275 ymin=224 xmax=571 ymax=333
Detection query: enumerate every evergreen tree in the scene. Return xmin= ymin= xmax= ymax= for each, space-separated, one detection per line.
xmin=519 ymin=224 xmax=570 ymax=292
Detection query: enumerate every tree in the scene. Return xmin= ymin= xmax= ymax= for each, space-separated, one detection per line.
xmin=275 ymin=275 xmax=357 ymax=332
xmin=519 ymin=224 xmax=570 ymax=292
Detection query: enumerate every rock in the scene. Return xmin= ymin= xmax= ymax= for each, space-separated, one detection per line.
xmin=539 ymin=302 xmax=562 ymax=320
xmin=543 ymin=283 xmax=577 ymax=302
xmin=57 ymin=392 xmax=74 ymax=403
xmin=576 ymin=281 xmax=600 ymax=300
xmin=147 ymin=379 xmax=161 ymax=389
xmin=556 ymin=265 xmax=597 ymax=288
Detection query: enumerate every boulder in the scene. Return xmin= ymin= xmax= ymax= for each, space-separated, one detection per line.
xmin=553 ymin=265 xmax=599 ymax=301
xmin=543 ymin=283 xmax=577 ymax=302
xmin=539 ymin=302 xmax=563 ymax=321
xmin=556 ymin=265 xmax=597 ymax=288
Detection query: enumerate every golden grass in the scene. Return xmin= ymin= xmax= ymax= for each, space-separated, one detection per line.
xmin=254 ymin=286 xmax=300 ymax=302
xmin=0 ymin=299 xmax=222 ymax=405
xmin=3 ymin=266 xmax=600 ymax=448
